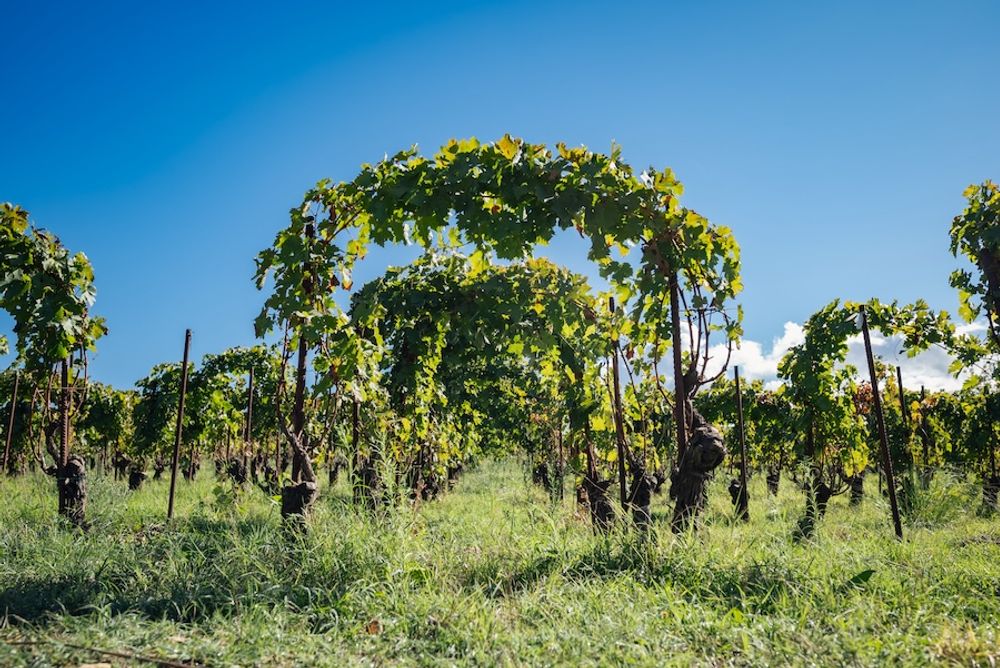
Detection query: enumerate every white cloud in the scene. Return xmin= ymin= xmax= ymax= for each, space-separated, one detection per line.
xmin=844 ymin=332 xmax=965 ymax=392
xmin=702 ymin=321 xmax=966 ymax=392
xmin=703 ymin=321 xmax=803 ymax=382
xmin=957 ymin=321 xmax=988 ymax=336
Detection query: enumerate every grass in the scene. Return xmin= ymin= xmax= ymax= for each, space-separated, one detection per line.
xmin=1 ymin=461 xmax=999 ymax=666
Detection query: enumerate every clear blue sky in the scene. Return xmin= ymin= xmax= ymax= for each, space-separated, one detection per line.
xmin=3 ymin=0 xmax=998 ymax=388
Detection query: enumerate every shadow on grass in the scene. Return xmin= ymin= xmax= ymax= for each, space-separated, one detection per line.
xmin=463 ymin=538 xmax=798 ymax=615
xmin=0 ymin=515 xmax=358 ymax=631
xmin=0 ymin=575 xmax=100 ymax=623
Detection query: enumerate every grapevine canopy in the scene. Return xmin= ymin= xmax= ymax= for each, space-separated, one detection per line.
xmin=0 ymin=203 xmax=106 ymax=374
xmin=254 ymin=137 xmax=743 ymax=394
xmin=777 ymin=298 xmax=953 ymax=473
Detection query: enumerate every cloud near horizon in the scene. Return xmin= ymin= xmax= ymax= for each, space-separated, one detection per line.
xmin=702 ymin=322 xmax=984 ymax=392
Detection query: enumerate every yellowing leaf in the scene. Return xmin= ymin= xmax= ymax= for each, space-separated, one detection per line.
xmin=958 ymin=289 xmax=975 ymax=323
xmin=469 ymin=249 xmax=488 ymax=277
xmin=496 ymin=134 xmax=520 ymax=160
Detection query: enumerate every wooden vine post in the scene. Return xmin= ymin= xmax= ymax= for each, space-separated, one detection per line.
xmin=669 ymin=272 xmax=688 ymax=462
xmin=859 ymin=307 xmax=903 ymax=540
xmin=734 ymin=366 xmax=750 ymax=521
xmin=167 ymin=329 xmax=192 ymax=520
xmin=59 ymin=359 xmax=70 ymax=468
xmin=244 ymin=366 xmax=255 ymax=470
xmin=2 ymin=370 xmax=19 ymax=474
xmin=609 ymin=297 xmax=628 ymax=509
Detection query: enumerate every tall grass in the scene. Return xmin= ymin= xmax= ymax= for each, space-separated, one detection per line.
xmin=1 ymin=462 xmax=998 ymax=666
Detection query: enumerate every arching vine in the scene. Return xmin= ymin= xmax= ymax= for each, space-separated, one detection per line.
xmin=255 ymin=136 xmax=744 ymax=525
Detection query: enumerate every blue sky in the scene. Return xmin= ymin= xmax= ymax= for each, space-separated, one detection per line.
xmin=3 ymin=0 xmax=999 ymax=388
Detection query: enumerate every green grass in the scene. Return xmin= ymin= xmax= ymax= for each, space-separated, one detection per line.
xmin=1 ymin=461 xmax=999 ymax=666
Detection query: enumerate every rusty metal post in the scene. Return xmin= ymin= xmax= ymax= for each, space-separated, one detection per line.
xmin=860 ymin=307 xmax=903 ymax=540
xmin=167 ymin=329 xmax=192 ymax=520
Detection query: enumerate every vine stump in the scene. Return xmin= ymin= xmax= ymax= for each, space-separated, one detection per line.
xmin=670 ymin=409 xmax=726 ymax=533
xmin=57 ymin=455 xmax=88 ymax=529
xmin=281 ymin=481 xmax=318 ymax=522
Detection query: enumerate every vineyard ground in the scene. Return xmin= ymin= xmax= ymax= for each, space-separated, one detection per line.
xmin=1 ymin=461 xmax=999 ymax=666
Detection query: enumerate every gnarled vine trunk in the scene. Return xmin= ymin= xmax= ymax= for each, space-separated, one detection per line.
xmin=128 ymin=466 xmax=146 ymax=491
xmin=629 ymin=471 xmax=655 ymax=530
xmin=280 ymin=219 xmax=320 ymax=523
xmin=670 ymin=406 xmax=726 ymax=532
xmin=578 ymin=424 xmax=615 ymax=532
xmin=226 ymin=457 xmax=248 ymax=484
xmin=795 ymin=422 xmax=829 ymax=540
xmin=57 ymin=455 xmax=87 ymax=528
xmin=582 ymin=476 xmax=615 ymax=532
xmin=54 ymin=359 xmax=87 ymax=529
xmin=282 ymin=333 xmax=318 ymax=521
xmin=281 ymin=479 xmax=318 ymax=517
xmin=796 ymin=474 xmax=833 ymax=539
xmin=849 ymin=472 xmax=864 ymax=506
